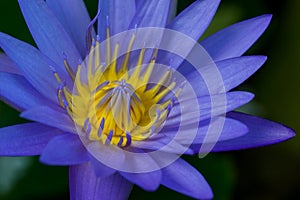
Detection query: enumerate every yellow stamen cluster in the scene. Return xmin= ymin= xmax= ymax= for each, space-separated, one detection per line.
xmin=55 ymin=33 xmax=181 ymax=147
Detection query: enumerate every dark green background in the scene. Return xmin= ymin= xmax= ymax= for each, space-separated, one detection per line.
xmin=0 ymin=0 xmax=299 ymax=199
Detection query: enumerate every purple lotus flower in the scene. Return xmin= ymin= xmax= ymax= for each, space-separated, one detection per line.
xmin=0 ymin=0 xmax=295 ymax=199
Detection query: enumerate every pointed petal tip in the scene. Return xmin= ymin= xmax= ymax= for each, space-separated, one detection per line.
xmin=188 ymin=185 xmax=214 ymax=200
xmin=235 ymin=91 xmax=255 ymax=106
xmin=250 ymin=14 xmax=272 ymax=27
xmin=238 ymin=55 xmax=268 ymax=64
xmin=282 ymin=125 xmax=296 ymax=140
xmin=261 ymin=13 xmax=273 ymax=22
xmin=234 ymin=91 xmax=255 ymax=102
xmin=201 ymin=14 xmax=273 ymax=61
xmin=260 ymin=123 xmax=296 ymax=146
xmin=257 ymin=55 xmax=268 ymax=63
xmin=189 ymin=181 xmax=214 ymax=199
xmin=211 ymin=112 xmax=296 ymax=152
xmin=252 ymin=14 xmax=273 ymax=32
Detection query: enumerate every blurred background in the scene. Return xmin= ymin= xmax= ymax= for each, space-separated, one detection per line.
xmin=0 ymin=0 xmax=299 ymax=199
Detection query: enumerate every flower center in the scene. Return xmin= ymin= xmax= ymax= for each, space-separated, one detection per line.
xmin=95 ymin=79 xmax=145 ymax=134
xmin=91 ymin=79 xmax=146 ymax=141
xmin=54 ymin=33 xmax=182 ymax=147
